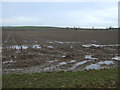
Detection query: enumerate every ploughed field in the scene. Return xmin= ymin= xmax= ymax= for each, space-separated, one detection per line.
xmin=2 ymin=27 xmax=119 ymax=74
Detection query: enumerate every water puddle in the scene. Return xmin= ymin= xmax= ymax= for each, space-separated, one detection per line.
xmin=9 ymin=45 xmax=29 ymax=50
xmin=82 ymin=44 xmax=120 ymax=48
xmin=32 ymin=44 xmax=42 ymax=49
xmin=85 ymin=64 xmax=101 ymax=70
xmin=69 ymin=60 xmax=91 ymax=70
xmin=59 ymin=62 xmax=67 ymax=65
xmin=112 ymin=56 xmax=120 ymax=61
xmin=3 ymin=60 xmax=16 ymax=64
xmin=7 ymin=44 xmax=42 ymax=50
xmin=46 ymin=40 xmax=80 ymax=44
xmin=47 ymin=46 xmax=54 ymax=49
xmin=85 ymin=55 xmax=98 ymax=60
xmin=98 ymin=61 xmax=114 ymax=65
xmin=4 ymin=68 xmax=23 ymax=71
xmin=55 ymin=41 xmax=64 ymax=44
xmin=43 ymin=65 xmax=60 ymax=71
xmin=82 ymin=44 xmax=100 ymax=48
xmin=69 ymin=60 xmax=76 ymax=63
xmin=62 ymin=55 xmax=66 ymax=58
xmin=84 ymin=60 xmax=114 ymax=70
xmin=43 ymin=67 xmax=51 ymax=71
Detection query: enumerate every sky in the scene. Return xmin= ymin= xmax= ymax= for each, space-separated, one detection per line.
xmin=1 ymin=2 xmax=118 ymax=28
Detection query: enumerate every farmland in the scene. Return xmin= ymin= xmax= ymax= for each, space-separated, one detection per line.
xmin=2 ymin=27 xmax=119 ymax=88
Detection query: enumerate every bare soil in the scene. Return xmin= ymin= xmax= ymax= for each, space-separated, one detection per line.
xmin=2 ymin=27 xmax=119 ymax=74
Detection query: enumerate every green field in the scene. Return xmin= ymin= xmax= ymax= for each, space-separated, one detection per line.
xmin=3 ymin=68 xmax=119 ymax=88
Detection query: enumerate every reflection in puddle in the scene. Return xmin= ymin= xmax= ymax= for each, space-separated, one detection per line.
xmin=47 ymin=46 xmax=53 ymax=49
xmin=112 ymin=56 xmax=120 ymax=61
xmin=32 ymin=44 xmax=41 ymax=49
xmin=59 ymin=62 xmax=67 ymax=65
xmin=54 ymin=41 xmax=63 ymax=44
xmin=8 ymin=44 xmax=42 ymax=49
xmin=62 ymin=55 xmax=66 ymax=58
xmin=69 ymin=60 xmax=91 ymax=70
xmin=84 ymin=60 xmax=114 ymax=70
xmin=43 ymin=67 xmax=51 ymax=71
xmin=82 ymin=44 xmax=100 ymax=48
xmin=43 ymin=65 xmax=60 ymax=71
xmin=46 ymin=40 xmax=80 ymax=44
xmin=98 ymin=61 xmax=114 ymax=65
xmin=82 ymin=44 xmax=120 ymax=48
xmin=3 ymin=60 xmax=16 ymax=64
xmin=85 ymin=55 xmax=98 ymax=60
xmin=4 ymin=68 xmax=23 ymax=71
xmin=85 ymin=64 xmax=101 ymax=70
xmin=9 ymin=45 xmax=28 ymax=49
xmin=69 ymin=60 xmax=76 ymax=63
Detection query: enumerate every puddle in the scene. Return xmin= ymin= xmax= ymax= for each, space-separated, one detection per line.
xmin=98 ymin=61 xmax=114 ymax=65
xmin=82 ymin=44 xmax=100 ymax=48
xmin=21 ymin=45 xmax=28 ymax=49
xmin=43 ymin=65 xmax=61 ymax=71
xmin=43 ymin=67 xmax=51 ymax=71
xmin=85 ymin=55 xmax=98 ymax=60
xmin=112 ymin=56 xmax=120 ymax=61
xmin=62 ymin=55 xmax=66 ymax=58
xmin=9 ymin=45 xmax=28 ymax=50
xmin=69 ymin=60 xmax=76 ymax=63
xmin=46 ymin=40 xmax=80 ymax=44
xmin=84 ymin=61 xmax=114 ymax=70
xmin=3 ymin=60 xmax=16 ymax=64
xmin=82 ymin=44 xmax=120 ymax=48
xmin=8 ymin=44 xmax=42 ymax=49
xmin=47 ymin=60 xmax=58 ymax=63
xmin=59 ymin=62 xmax=67 ymax=65
xmin=55 ymin=41 xmax=64 ymax=44
xmin=47 ymin=46 xmax=54 ymax=49
xmin=64 ymin=41 xmax=80 ymax=44
xmin=69 ymin=60 xmax=91 ymax=70
xmin=4 ymin=68 xmax=23 ymax=71
xmin=85 ymin=64 xmax=101 ymax=70
xmin=32 ymin=44 xmax=41 ymax=49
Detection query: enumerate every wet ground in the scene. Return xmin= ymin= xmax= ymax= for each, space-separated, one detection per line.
xmin=2 ymin=28 xmax=119 ymax=73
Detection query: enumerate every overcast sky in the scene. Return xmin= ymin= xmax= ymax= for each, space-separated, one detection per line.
xmin=2 ymin=2 xmax=118 ymax=27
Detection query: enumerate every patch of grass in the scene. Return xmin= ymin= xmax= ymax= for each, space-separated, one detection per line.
xmin=2 ymin=68 xmax=119 ymax=88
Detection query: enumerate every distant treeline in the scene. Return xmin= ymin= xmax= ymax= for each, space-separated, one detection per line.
xmin=59 ymin=27 xmax=119 ymax=30
xmin=2 ymin=26 xmax=119 ymax=31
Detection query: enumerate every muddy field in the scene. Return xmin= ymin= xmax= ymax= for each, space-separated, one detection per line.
xmin=2 ymin=27 xmax=119 ymax=74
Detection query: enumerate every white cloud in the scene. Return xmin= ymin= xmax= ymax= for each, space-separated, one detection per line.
xmin=1 ymin=3 xmax=118 ymax=27
xmin=64 ymin=6 xmax=118 ymax=27
xmin=2 ymin=16 xmax=41 ymax=26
